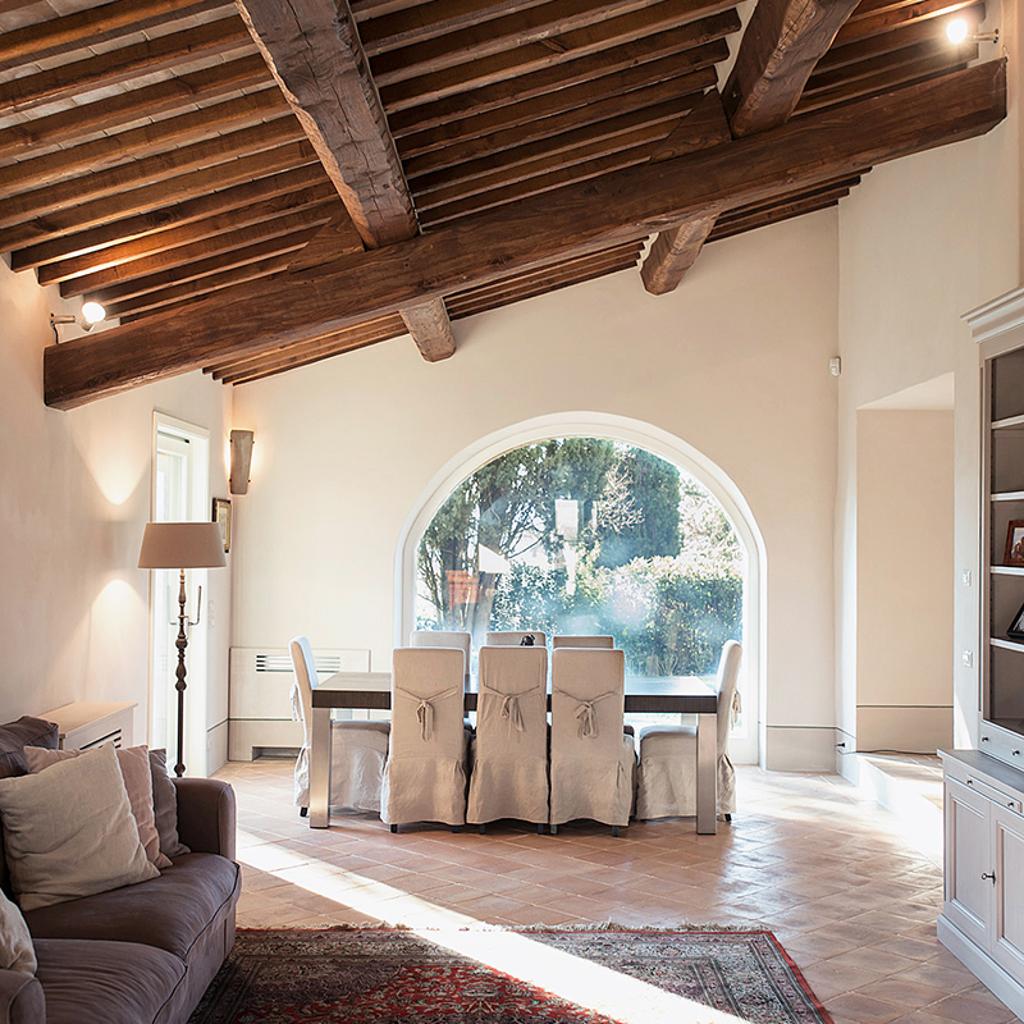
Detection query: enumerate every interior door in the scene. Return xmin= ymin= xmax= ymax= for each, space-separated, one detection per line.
xmin=992 ymin=803 xmax=1024 ymax=976
xmin=944 ymin=778 xmax=994 ymax=949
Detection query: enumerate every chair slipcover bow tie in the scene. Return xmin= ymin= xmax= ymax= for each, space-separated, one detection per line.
xmin=561 ymin=689 xmax=618 ymax=738
xmin=396 ymin=685 xmax=461 ymax=740
xmin=481 ymin=683 xmax=541 ymax=734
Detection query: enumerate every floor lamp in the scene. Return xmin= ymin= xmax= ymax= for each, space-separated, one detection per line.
xmin=139 ymin=522 xmax=227 ymax=777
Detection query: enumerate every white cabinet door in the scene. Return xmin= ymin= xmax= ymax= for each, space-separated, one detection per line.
xmin=992 ymin=803 xmax=1024 ymax=977
xmin=945 ymin=778 xmax=994 ymax=949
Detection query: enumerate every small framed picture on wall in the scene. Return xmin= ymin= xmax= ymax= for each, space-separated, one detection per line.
xmin=1009 ymin=602 xmax=1024 ymax=641
xmin=1005 ymin=520 xmax=1024 ymax=566
xmin=212 ymin=498 xmax=232 ymax=554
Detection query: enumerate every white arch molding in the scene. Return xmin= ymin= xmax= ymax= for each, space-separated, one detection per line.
xmin=394 ymin=412 xmax=767 ymax=766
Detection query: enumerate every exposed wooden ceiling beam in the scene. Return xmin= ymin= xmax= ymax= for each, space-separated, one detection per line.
xmin=236 ymin=0 xmax=454 ymax=361
xmin=833 ymin=0 xmax=977 ymax=46
xmin=43 ymin=60 xmax=1006 ymax=408
xmin=0 ymin=16 xmax=250 ymax=116
xmin=387 ymin=11 xmax=739 ymax=135
xmin=723 ymin=0 xmax=861 ymax=136
xmin=0 ymin=0 xmax=229 ymax=73
xmin=0 ymin=53 xmax=271 ymax=163
xmin=640 ymin=209 xmax=721 ymax=293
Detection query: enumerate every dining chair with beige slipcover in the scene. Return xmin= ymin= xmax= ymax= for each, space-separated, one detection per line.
xmin=289 ymin=636 xmax=391 ymax=818
xmin=411 ymin=630 xmax=472 ymax=681
xmin=467 ymin=645 xmax=549 ymax=833
xmin=635 ymin=640 xmax=743 ymax=822
xmin=381 ymin=646 xmax=469 ymax=832
xmin=484 ymin=631 xmax=547 ymax=648
xmin=549 ymin=647 xmax=635 ymax=836
xmin=552 ymin=635 xmax=614 ymax=649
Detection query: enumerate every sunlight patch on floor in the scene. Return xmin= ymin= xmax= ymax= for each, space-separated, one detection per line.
xmin=238 ymin=828 xmax=746 ymax=1024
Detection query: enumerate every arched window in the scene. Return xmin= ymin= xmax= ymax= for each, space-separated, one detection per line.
xmin=406 ymin=424 xmax=760 ymax=762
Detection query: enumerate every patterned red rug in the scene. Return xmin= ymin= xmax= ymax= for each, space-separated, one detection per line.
xmin=191 ymin=927 xmax=833 ymax=1023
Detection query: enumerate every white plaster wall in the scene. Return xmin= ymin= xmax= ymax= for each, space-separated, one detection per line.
xmin=232 ymin=211 xmax=841 ymax=769
xmin=0 ymin=259 xmax=234 ymax=774
xmin=836 ymin=30 xmax=1022 ymax=762
xmin=856 ymin=410 xmax=954 ymax=751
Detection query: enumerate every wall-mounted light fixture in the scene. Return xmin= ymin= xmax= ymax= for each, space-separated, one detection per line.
xmin=945 ymin=15 xmax=999 ymax=44
xmin=50 ymin=300 xmax=107 ymax=342
xmin=229 ymin=429 xmax=255 ymax=495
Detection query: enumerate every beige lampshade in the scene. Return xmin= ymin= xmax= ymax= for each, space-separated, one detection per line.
xmin=138 ymin=522 xmax=227 ymax=570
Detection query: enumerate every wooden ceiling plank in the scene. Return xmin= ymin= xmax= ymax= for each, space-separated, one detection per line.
xmin=815 ymin=4 xmax=981 ymax=72
xmin=0 ymin=0 xmax=230 ymax=73
xmin=715 ymin=171 xmax=862 ymax=220
xmin=797 ymin=52 xmax=966 ymax=113
xmin=370 ymin=0 xmax=664 ymax=87
xmin=43 ymin=60 xmax=1007 ymax=407
xmin=0 ymin=140 xmax=319 ymax=254
xmin=647 ymin=87 xmax=731 ymax=159
xmin=61 ymin=201 xmax=337 ymax=297
xmin=81 ymin=221 xmax=331 ymax=305
xmin=723 ymin=0 xmax=861 ymax=136
xmin=397 ymin=45 xmax=725 ymax=158
xmin=11 ymin=164 xmax=328 ymax=272
xmin=379 ymin=0 xmax=738 ymax=112
xmin=36 ymin=182 xmax=338 ymax=285
xmin=388 ymin=12 xmax=737 ymax=135
xmin=640 ymin=209 xmax=720 ymax=293
xmin=0 ymin=114 xmax=303 ymax=230
xmin=0 ymin=16 xmax=251 ymax=117
xmin=106 ymin=255 xmax=293 ymax=318
xmin=0 ymin=87 xmax=288 ymax=197
xmin=238 ymin=0 xmax=454 ymax=360
xmin=708 ymin=191 xmax=844 ymax=239
xmin=0 ymin=53 xmax=270 ymax=163
xmin=359 ymin=0 xmax=553 ymax=56
xmin=804 ymin=37 xmax=964 ymax=93
xmin=404 ymin=69 xmax=714 ymax=178
xmin=833 ymin=0 xmax=978 ymax=46
xmin=414 ymin=120 xmax=683 ymax=210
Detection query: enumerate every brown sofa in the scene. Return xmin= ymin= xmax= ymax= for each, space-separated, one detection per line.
xmin=0 ymin=718 xmax=240 ymax=1024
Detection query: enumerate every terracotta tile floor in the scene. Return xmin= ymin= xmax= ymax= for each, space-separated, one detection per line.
xmin=215 ymin=759 xmax=1022 ymax=1024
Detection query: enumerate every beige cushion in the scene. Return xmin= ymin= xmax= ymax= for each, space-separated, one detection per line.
xmin=0 ymin=744 xmax=159 ymax=911
xmin=24 ymin=744 xmax=171 ymax=870
xmin=0 ymin=889 xmax=34 ymax=974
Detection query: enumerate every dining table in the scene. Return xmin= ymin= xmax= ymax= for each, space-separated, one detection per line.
xmin=308 ymin=672 xmax=721 ymax=834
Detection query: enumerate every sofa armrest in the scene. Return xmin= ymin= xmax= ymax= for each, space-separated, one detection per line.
xmin=0 ymin=971 xmax=44 ymax=1024
xmin=173 ymin=778 xmax=236 ymax=861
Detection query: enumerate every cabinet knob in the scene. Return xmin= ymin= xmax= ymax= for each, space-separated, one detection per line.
xmin=982 ymin=736 xmax=991 ymax=742
xmin=966 ymin=779 xmax=974 ymax=785
xmin=982 ymin=871 xmax=997 ymax=883
xmin=1014 ymin=751 xmax=1022 ymax=757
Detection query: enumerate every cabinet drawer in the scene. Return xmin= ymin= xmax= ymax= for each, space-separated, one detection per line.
xmin=946 ymin=762 xmax=1023 ymax=814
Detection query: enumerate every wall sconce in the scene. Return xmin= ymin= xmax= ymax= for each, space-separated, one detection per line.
xmin=49 ymin=301 xmax=107 ymax=342
xmin=229 ymin=429 xmax=255 ymax=495
xmin=945 ymin=16 xmax=999 ymax=44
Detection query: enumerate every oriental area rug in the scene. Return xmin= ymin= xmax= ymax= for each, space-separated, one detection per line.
xmin=190 ymin=927 xmax=833 ymax=1023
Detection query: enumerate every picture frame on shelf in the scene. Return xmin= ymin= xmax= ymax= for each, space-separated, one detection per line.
xmin=1004 ymin=519 xmax=1024 ymax=567
xmin=212 ymin=498 xmax=232 ymax=554
xmin=1009 ymin=602 xmax=1024 ymax=641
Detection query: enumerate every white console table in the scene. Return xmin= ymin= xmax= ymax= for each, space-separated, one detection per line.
xmin=940 ymin=748 xmax=1024 ymax=1017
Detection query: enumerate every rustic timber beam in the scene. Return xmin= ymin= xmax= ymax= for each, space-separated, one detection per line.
xmin=236 ymin=0 xmax=455 ymax=361
xmin=640 ymin=210 xmax=722 ymax=293
xmin=723 ymin=0 xmax=861 ymax=137
xmin=44 ymin=60 xmax=1007 ymax=408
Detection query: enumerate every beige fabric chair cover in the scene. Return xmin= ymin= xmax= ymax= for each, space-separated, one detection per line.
xmin=485 ymin=631 xmax=547 ymax=648
xmin=550 ymin=648 xmax=635 ymax=828
xmin=553 ymin=635 xmax=614 ymax=649
xmin=289 ymin=637 xmax=390 ymax=813
xmin=411 ymin=631 xmax=472 ymax=680
xmin=635 ymin=640 xmax=743 ymax=819
xmin=467 ymin=646 xmax=548 ymax=825
xmin=382 ymin=647 xmax=468 ymax=827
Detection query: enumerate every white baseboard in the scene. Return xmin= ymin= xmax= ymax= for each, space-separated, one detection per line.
xmin=938 ymin=916 xmax=1024 ymax=1018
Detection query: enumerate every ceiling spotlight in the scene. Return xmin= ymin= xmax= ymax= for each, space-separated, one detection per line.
xmin=946 ymin=16 xmax=999 ymax=44
xmin=49 ymin=300 xmax=108 ymax=342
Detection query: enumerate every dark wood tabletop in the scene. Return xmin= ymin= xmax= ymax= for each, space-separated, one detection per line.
xmin=313 ymin=673 xmax=718 ymax=714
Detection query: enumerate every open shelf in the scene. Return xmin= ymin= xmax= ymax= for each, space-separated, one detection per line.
xmin=992 ymin=566 xmax=1024 ymax=576
xmin=993 ymin=491 xmax=1024 ymax=502
xmin=991 ymin=637 xmax=1024 ymax=653
xmin=992 ymin=414 xmax=1024 ymax=431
